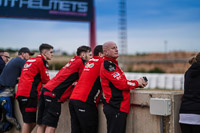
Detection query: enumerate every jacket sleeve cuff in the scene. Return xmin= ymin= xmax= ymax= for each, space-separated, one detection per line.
xmin=127 ymin=80 xmax=139 ymax=89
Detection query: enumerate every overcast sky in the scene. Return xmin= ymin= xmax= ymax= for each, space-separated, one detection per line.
xmin=0 ymin=0 xmax=200 ymax=54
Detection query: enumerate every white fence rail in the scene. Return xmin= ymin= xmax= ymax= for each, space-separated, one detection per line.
xmin=49 ymin=71 xmax=184 ymax=90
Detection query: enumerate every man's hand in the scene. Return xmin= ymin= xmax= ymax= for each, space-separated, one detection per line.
xmin=136 ymin=77 xmax=148 ymax=88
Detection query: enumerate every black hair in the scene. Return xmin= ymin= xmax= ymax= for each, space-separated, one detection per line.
xmin=39 ymin=43 xmax=54 ymax=53
xmin=0 ymin=50 xmax=4 ymax=53
xmin=76 ymin=46 xmax=91 ymax=56
xmin=0 ymin=50 xmax=5 ymax=56
xmin=93 ymin=45 xmax=103 ymax=56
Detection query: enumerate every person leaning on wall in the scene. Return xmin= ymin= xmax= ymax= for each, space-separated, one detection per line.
xmin=69 ymin=45 xmax=103 ymax=133
xmin=16 ymin=44 xmax=54 ymax=133
xmin=179 ymin=52 xmax=200 ymax=133
xmin=36 ymin=46 xmax=92 ymax=133
xmin=0 ymin=47 xmax=34 ymax=132
xmin=100 ymin=41 xmax=148 ymax=133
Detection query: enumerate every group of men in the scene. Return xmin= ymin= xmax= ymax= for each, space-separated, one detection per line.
xmin=0 ymin=41 xmax=148 ymax=133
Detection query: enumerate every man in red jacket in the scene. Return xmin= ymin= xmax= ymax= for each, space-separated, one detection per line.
xmin=69 ymin=45 xmax=103 ymax=133
xmin=16 ymin=44 xmax=54 ymax=133
xmin=100 ymin=41 xmax=148 ymax=133
xmin=37 ymin=46 xmax=92 ymax=133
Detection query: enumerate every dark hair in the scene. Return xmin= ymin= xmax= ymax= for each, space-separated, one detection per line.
xmin=39 ymin=43 xmax=54 ymax=53
xmin=189 ymin=52 xmax=200 ymax=65
xmin=18 ymin=47 xmax=34 ymax=56
xmin=0 ymin=50 xmax=4 ymax=53
xmin=93 ymin=45 xmax=103 ymax=56
xmin=76 ymin=46 xmax=91 ymax=56
xmin=0 ymin=50 xmax=5 ymax=56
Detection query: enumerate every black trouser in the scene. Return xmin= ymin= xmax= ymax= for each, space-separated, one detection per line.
xmin=69 ymin=99 xmax=98 ymax=133
xmin=37 ymin=88 xmax=61 ymax=128
xmin=180 ymin=123 xmax=200 ymax=133
xmin=103 ymin=104 xmax=128 ymax=133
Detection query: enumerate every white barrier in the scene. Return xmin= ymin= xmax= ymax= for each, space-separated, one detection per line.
xmin=125 ymin=72 xmax=184 ymax=90
xmin=49 ymin=71 xmax=184 ymax=90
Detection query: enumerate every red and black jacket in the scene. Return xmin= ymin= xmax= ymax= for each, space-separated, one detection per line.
xmin=70 ymin=56 xmax=104 ymax=106
xmin=16 ymin=55 xmax=50 ymax=98
xmin=100 ymin=56 xmax=139 ymax=113
xmin=43 ymin=56 xmax=85 ymax=102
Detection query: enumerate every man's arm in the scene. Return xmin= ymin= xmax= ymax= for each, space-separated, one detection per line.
xmin=39 ymin=59 xmax=50 ymax=84
xmin=102 ymin=61 xmax=147 ymax=90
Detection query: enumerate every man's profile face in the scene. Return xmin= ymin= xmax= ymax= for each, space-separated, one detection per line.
xmin=105 ymin=43 xmax=119 ymax=59
xmin=82 ymin=51 xmax=92 ymax=61
xmin=23 ymin=53 xmax=31 ymax=60
xmin=44 ymin=49 xmax=54 ymax=60
xmin=1 ymin=52 xmax=10 ymax=63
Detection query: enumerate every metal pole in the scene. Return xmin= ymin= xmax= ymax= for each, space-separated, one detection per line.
xmin=160 ymin=116 xmax=164 ymax=133
xmin=90 ymin=6 xmax=96 ymax=53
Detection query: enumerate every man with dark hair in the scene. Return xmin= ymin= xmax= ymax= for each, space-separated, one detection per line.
xmin=39 ymin=43 xmax=54 ymax=53
xmin=16 ymin=43 xmax=54 ymax=133
xmin=93 ymin=45 xmax=103 ymax=57
xmin=0 ymin=51 xmax=10 ymax=74
xmin=69 ymin=45 xmax=103 ymax=133
xmin=0 ymin=50 xmax=4 ymax=55
xmin=0 ymin=47 xmax=34 ymax=132
xmin=37 ymin=45 xmax=92 ymax=133
xmin=100 ymin=41 xmax=148 ymax=133
xmin=76 ymin=45 xmax=92 ymax=61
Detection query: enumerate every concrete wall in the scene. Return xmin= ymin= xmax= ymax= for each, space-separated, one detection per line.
xmin=129 ymin=89 xmax=183 ymax=133
xmin=8 ymin=89 xmax=183 ymax=133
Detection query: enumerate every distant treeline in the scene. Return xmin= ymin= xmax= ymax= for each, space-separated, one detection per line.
xmin=0 ymin=48 xmax=38 ymax=53
xmin=127 ymin=67 xmax=165 ymax=73
xmin=0 ymin=48 xmax=70 ymax=56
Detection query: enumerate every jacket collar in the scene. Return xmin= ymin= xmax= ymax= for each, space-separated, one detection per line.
xmin=93 ymin=56 xmax=103 ymax=60
xmin=104 ymin=56 xmax=118 ymax=64
xmin=37 ymin=54 xmax=46 ymax=60
xmin=74 ymin=56 xmax=81 ymax=59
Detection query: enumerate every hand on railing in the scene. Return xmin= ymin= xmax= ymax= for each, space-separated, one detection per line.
xmin=137 ymin=77 xmax=148 ymax=88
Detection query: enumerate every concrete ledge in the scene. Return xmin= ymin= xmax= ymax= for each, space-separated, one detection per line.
xmin=8 ymin=89 xmax=183 ymax=133
xmin=130 ymin=89 xmax=183 ymax=133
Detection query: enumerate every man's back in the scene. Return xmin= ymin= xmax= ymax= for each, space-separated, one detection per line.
xmin=0 ymin=57 xmax=26 ymax=87
xmin=43 ymin=56 xmax=85 ymax=102
xmin=70 ymin=56 xmax=103 ymax=105
xmin=0 ymin=56 xmax=5 ymax=74
xmin=16 ymin=55 xmax=50 ymax=98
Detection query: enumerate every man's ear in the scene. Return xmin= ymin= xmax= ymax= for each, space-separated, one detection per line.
xmin=80 ymin=52 xmax=85 ymax=58
xmin=103 ymin=50 xmax=107 ymax=56
xmin=21 ymin=52 xmax=26 ymax=58
xmin=42 ymin=49 xmax=48 ymax=55
xmin=98 ymin=52 xmax=103 ymax=57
